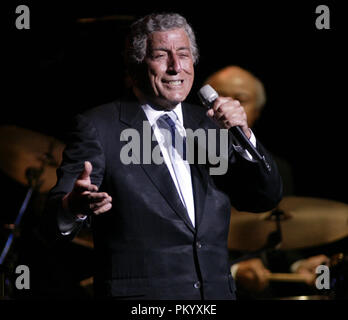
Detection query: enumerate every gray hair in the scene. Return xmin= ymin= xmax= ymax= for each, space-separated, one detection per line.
xmin=125 ymin=13 xmax=199 ymax=69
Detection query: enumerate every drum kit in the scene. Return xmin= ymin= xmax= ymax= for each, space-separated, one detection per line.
xmin=0 ymin=125 xmax=93 ymax=245
xmin=228 ymin=196 xmax=348 ymax=251
xmin=0 ymin=124 xmax=348 ymax=299
xmin=0 ymin=126 xmax=65 ymax=266
xmin=228 ymin=197 xmax=348 ymax=300
xmin=0 ymin=125 xmax=94 ymax=299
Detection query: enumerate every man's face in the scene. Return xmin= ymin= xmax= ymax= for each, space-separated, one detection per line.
xmin=140 ymin=28 xmax=195 ymax=110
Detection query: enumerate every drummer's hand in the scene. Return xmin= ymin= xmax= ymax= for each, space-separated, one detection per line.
xmin=235 ymin=258 xmax=271 ymax=292
xmin=294 ymin=254 xmax=330 ymax=285
xmin=62 ymin=161 xmax=112 ymax=218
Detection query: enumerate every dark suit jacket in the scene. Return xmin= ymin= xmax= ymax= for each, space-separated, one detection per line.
xmin=47 ymin=99 xmax=282 ymax=300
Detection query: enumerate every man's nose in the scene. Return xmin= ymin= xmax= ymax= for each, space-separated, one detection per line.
xmin=167 ymin=54 xmax=182 ymax=74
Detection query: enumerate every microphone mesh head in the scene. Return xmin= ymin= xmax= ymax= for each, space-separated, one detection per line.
xmin=197 ymin=84 xmax=218 ymax=108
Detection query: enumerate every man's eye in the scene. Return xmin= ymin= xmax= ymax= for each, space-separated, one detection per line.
xmin=179 ymin=53 xmax=190 ymax=58
xmin=154 ymin=53 xmax=166 ymax=59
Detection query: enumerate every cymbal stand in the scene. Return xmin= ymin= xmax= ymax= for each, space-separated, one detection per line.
xmin=266 ymin=207 xmax=285 ymax=249
xmin=230 ymin=208 xmax=284 ymax=264
xmin=0 ymin=147 xmax=53 ymax=298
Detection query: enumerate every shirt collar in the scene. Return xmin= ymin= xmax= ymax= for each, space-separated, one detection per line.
xmin=141 ymin=103 xmax=183 ymax=127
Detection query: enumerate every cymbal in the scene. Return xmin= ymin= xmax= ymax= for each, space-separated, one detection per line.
xmin=0 ymin=125 xmax=65 ymax=193
xmin=276 ymin=295 xmax=331 ymax=300
xmin=228 ymin=196 xmax=348 ymax=251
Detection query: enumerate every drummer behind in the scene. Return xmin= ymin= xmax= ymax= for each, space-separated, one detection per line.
xmin=204 ymin=65 xmax=330 ymax=298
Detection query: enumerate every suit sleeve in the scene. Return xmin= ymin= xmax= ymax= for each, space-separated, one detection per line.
xmin=44 ymin=113 xmax=106 ymax=239
xmin=212 ymin=130 xmax=283 ymax=213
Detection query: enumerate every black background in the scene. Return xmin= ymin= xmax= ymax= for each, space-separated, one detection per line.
xmin=3 ymin=0 xmax=347 ymax=203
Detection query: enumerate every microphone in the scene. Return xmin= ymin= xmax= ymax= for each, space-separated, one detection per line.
xmin=198 ymin=84 xmax=271 ymax=172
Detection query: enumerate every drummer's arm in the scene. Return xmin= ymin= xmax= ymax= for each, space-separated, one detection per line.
xmin=290 ymin=254 xmax=330 ymax=285
xmin=230 ymin=258 xmax=271 ymax=292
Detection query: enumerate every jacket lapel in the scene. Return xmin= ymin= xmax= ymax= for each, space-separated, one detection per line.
xmin=119 ymin=100 xmax=195 ymax=233
xmin=182 ymin=103 xmax=209 ymax=229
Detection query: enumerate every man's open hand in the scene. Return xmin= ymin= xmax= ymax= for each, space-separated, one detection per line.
xmin=63 ymin=161 xmax=112 ymax=218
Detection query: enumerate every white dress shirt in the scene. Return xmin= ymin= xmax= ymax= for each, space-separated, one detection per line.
xmin=142 ymin=103 xmax=196 ymax=227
